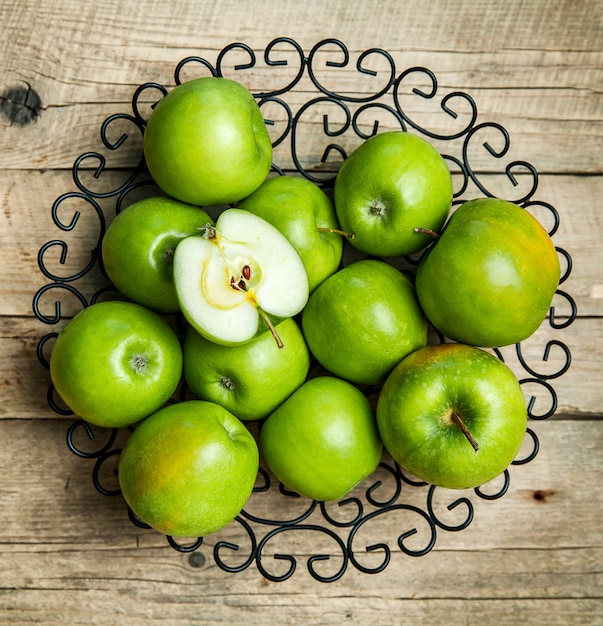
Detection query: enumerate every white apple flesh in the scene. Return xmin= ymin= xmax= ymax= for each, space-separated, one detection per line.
xmin=173 ymin=208 xmax=309 ymax=347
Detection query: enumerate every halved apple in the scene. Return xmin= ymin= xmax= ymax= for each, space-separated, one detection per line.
xmin=173 ymin=208 xmax=310 ymax=348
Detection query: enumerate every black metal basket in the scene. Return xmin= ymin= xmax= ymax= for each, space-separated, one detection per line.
xmin=33 ymin=38 xmax=577 ymax=582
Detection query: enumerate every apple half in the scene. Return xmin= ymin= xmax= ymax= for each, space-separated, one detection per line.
xmin=173 ymin=208 xmax=309 ymax=348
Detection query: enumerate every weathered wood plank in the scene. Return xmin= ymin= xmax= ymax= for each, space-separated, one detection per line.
xmin=1 ymin=85 xmax=600 ymax=174
xmin=1 ymin=0 xmax=601 ymax=623
xmin=2 ymin=0 xmax=601 ymax=98
xmin=1 ymin=168 xmax=600 ymax=418
xmin=1 ymin=2 xmax=601 ymax=173
xmin=0 ymin=418 xmax=600 ymax=623
xmin=0 ymin=591 xmax=600 ymax=626
xmin=2 ymin=169 xmax=602 ymax=318
xmin=3 ymin=313 xmax=600 ymax=419
xmin=1 ymin=414 xmax=602 ymax=551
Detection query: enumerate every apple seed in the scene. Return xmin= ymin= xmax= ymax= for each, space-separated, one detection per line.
xmin=230 ymin=276 xmax=247 ymax=292
xmin=227 ymin=268 xmax=284 ymax=350
xmin=230 ymin=265 xmax=253 ymax=292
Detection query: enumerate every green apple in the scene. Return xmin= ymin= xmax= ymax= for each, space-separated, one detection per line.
xmin=260 ymin=376 xmax=382 ymax=501
xmin=333 ymin=131 xmax=453 ymax=257
xmin=376 ymin=343 xmax=528 ymax=490
xmin=173 ymin=208 xmax=309 ymax=348
xmin=301 ymin=259 xmax=428 ymax=385
xmin=101 ymin=196 xmax=214 ymax=313
xmin=183 ymin=318 xmax=310 ymax=421
xmin=415 ymin=197 xmax=561 ymax=347
xmin=49 ymin=301 xmax=182 ymax=429
xmin=236 ymin=175 xmax=348 ymax=292
xmin=143 ymin=76 xmax=273 ymax=206
xmin=118 ymin=400 xmax=259 ymax=537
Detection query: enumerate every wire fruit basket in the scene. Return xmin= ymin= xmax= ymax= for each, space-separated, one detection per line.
xmin=33 ymin=38 xmax=577 ymax=582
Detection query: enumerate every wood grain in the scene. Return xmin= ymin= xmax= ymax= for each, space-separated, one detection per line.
xmin=1 ymin=62 xmax=600 ymax=174
xmin=2 ymin=168 xmax=599 ymax=417
xmin=2 ymin=314 xmax=601 ymax=419
xmin=0 ymin=418 xmax=600 ymax=623
xmin=3 ymin=168 xmax=602 ymax=319
xmin=1 ymin=0 xmax=601 ymax=623
xmin=1 ymin=1 xmax=601 ymax=174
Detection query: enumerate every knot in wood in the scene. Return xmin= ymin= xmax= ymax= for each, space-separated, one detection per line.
xmin=0 ymin=84 xmax=42 ymax=125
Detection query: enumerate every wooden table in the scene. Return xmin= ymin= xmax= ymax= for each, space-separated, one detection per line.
xmin=1 ymin=0 xmax=601 ymax=623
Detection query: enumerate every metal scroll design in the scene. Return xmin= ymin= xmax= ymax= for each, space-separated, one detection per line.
xmin=34 ymin=38 xmax=576 ymax=582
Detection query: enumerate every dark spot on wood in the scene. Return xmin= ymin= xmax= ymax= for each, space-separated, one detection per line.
xmin=532 ymin=489 xmax=556 ymax=502
xmin=0 ymin=84 xmax=42 ymax=125
xmin=188 ymin=551 xmax=206 ymax=568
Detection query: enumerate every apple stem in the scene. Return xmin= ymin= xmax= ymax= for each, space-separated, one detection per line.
xmin=257 ymin=307 xmax=284 ymax=349
xmin=451 ymin=412 xmax=479 ymax=452
xmin=230 ymin=268 xmax=283 ymax=349
xmin=317 ymin=226 xmax=356 ymax=239
xmin=200 ymin=224 xmax=217 ymax=240
xmin=414 ymin=227 xmax=441 ymax=239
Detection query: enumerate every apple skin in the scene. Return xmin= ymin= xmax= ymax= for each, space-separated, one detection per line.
xmin=333 ymin=131 xmax=453 ymax=257
xmin=183 ymin=318 xmax=310 ymax=421
xmin=101 ymin=196 xmax=214 ymax=313
xmin=376 ymin=343 xmax=528 ymax=490
xmin=236 ymin=175 xmax=344 ymax=292
xmin=118 ymin=400 xmax=259 ymax=537
xmin=259 ymin=376 xmax=383 ymax=501
xmin=301 ymin=259 xmax=428 ymax=385
xmin=143 ymin=77 xmax=273 ymax=206
xmin=49 ymin=301 xmax=183 ymax=429
xmin=415 ymin=197 xmax=561 ymax=348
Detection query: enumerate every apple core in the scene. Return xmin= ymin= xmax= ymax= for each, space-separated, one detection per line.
xmin=174 ymin=209 xmax=309 ymax=348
